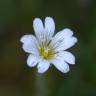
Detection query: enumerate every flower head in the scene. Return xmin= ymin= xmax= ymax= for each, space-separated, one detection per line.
xmin=20 ymin=17 xmax=77 ymax=74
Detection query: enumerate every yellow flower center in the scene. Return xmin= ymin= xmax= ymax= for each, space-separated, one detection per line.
xmin=39 ymin=47 xmax=54 ymax=59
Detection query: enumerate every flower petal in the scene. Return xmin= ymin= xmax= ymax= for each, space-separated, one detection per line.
xmin=51 ymin=58 xmax=69 ymax=73
xmin=55 ymin=51 xmax=75 ymax=64
xmin=53 ymin=28 xmax=73 ymax=42
xmin=27 ymin=54 xmax=40 ymax=67
xmin=20 ymin=35 xmax=39 ymax=48
xmin=20 ymin=35 xmax=39 ymax=54
xmin=37 ymin=60 xmax=50 ymax=73
xmin=22 ymin=43 xmax=39 ymax=54
xmin=33 ymin=18 xmax=45 ymax=41
xmin=45 ymin=17 xmax=55 ymax=39
xmin=20 ymin=35 xmax=36 ymax=44
xmin=50 ymin=28 xmax=73 ymax=45
xmin=61 ymin=28 xmax=73 ymax=37
xmin=54 ymin=37 xmax=77 ymax=51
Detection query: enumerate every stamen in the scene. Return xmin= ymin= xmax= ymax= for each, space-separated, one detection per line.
xmin=39 ymin=47 xmax=54 ymax=59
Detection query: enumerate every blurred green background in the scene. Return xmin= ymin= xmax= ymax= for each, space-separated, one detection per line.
xmin=0 ymin=0 xmax=96 ymax=96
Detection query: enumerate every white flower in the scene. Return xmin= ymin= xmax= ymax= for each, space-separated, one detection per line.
xmin=20 ymin=17 xmax=78 ymax=74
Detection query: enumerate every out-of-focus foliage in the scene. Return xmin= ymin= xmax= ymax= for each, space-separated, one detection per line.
xmin=0 ymin=0 xmax=96 ymax=96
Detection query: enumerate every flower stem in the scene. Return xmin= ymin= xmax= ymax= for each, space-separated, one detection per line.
xmin=35 ymin=72 xmax=46 ymax=96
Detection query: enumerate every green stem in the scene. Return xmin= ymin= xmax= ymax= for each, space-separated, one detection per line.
xmin=36 ymin=72 xmax=46 ymax=96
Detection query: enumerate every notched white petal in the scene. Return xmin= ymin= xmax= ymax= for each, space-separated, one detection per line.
xmin=27 ymin=54 xmax=39 ymax=67
xmin=45 ymin=17 xmax=55 ymax=37
xmin=20 ymin=35 xmax=34 ymax=43
xmin=20 ymin=35 xmax=39 ymax=47
xmin=51 ymin=59 xmax=70 ymax=73
xmin=54 ymin=36 xmax=78 ymax=51
xmin=22 ymin=43 xmax=38 ymax=54
xmin=37 ymin=60 xmax=50 ymax=73
xmin=50 ymin=28 xmax=76 ymax=49
xmin=57 ymin=51 xmax=75 ymax=64
xmin=60 ymin=28 xmax=73 ymax=37
xmin=20 ymin=35 xmax=39 ymax=54
xmin=33 ymin=18 xmax=44 ymax=36
xmin=53 ymin=28 xmax=73 ymax=40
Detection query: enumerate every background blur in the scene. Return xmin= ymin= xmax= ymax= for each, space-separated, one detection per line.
xmin=0 ymin=0 xmax=96 ymax=96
